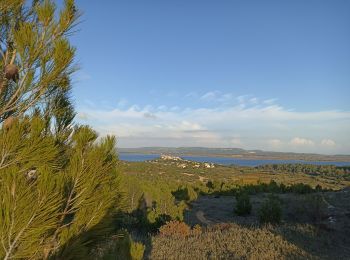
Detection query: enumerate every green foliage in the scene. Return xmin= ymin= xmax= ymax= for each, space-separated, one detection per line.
xmin=258 ymin=194 xmax=282 ymax=224
xmin=130 ymin=241 xmax=145 ymax=260
xmin=291 ymin=194 xmax=327 ymax=223
xmin=122 ymin=174 xmax=188 ymax=228
xmin=103 ymin=230 xmax=131 ymax=260
xmin=0 ymin=2 xmax=127 ymax=259
xmin=289 ymin=183 xmax=313 ymax=194
xmin=0 ymin=116 xmax=60 ymax=172
xmin=101 ymin=230 xmax=145 ymax=260
xmin=234 ymin=192 xmax=252 ymax=216
xmin=172 ymin=185 xmax=198 ymax=202
xmin=258 ymin=164 xmax=350 ymax=180
xmin=0 ymin=117 xmax=124 ymax=259
xmin=0 ymin=0 xmax=79 ymax=122
xmin=233 ymin=181 xmax=319 ymax=196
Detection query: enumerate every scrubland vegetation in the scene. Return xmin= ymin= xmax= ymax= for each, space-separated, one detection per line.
xmin=1 ymin=1 xmax=349 ymax=259
xmin=114 ymin=158 xmax=350 ymax=259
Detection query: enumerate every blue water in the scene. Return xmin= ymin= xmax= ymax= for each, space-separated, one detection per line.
xmin=119 ymin=153 xmax=350 ymax=167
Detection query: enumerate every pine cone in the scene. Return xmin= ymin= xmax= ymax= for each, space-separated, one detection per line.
xmin=4 ymin=64 xmax=19 ymax=82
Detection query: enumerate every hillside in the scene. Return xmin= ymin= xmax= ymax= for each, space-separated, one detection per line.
xmin=119 ymin=147 xmax=350 ymax=162
xmin=108 ymin=157 xmax=350 ymax=259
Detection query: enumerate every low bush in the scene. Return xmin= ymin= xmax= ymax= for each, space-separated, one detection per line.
xmin=305 ymin=194 xmax=327 ymax=222
xmin=259 ymin=194 xmax=282 ymax=224
xmin=234 ymin=192 xmax=252 ymax=216
xmin=289 ymin=183 xmax=314 ymax=194
xmin=191 ymin=224 xmax=202 ymax=235
xmin=159 ymin=220 xmax=191 ymax=238
xmin=291 ymin=194 xmax=327 ymax=223
xmin=130 ymin=241 xmax=145 ymax=260
xmin=151 ymin=223 xmax=311 ymax=259
xmin=102 ymin=230 xmax=145 ymax=260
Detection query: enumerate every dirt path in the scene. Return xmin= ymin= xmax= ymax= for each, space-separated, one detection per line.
xmin=195 ymin=210 xmax=212 ymax=225
xmin=322 ymin=195 xmax=335 ymax=209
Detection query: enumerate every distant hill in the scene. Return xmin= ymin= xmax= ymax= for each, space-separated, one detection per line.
xmin=118 ymin=147 xmax=350 ymax=162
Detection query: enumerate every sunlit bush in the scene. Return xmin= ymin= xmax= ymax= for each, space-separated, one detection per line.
xmin=159 ymin=220 xmax=191 ymax=238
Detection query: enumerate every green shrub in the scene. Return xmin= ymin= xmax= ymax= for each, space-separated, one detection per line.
xmin=289 ymin=183 xmax=313 ymax=194
xmin=109 ymin=230 xmax=132 ymax=260
xmin=187 ymin=185 xmax=199 ymax=201
xmin=315 ymin=184 xmax=323 ymax=192
xmin=130 ymin=241 xmax=145 ymax=260
xmin=102 ymin=231 xmax=145 ymax=260
xmin=172 ymin=185 xmax=198 ymax=201
xmin=259 ymin=195 xmax=282 ymax=224
xmin=305 ymin=194 xmax=326 ymax=222
xmin=234 ymin=192 xmax=252 ymax=216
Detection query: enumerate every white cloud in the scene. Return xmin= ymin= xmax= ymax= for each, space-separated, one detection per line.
xmin=199 ymin=91 xmax=237 ymax=103
xmin=290 ymin=137 xmax=314 ymax=146
xmin=321 ymin=139 xmax=336 ymax=146
xmin=263 ymin=98 xmax=278 ymax=105
xmin=269 ymin=139 xmax=283 ymax=147
xmin=77 ymin=94 xmax=350 ymax=153
xmin=249 ymin=97 xmax=258 ymax=104
xmin=200 ymin=91 xmax=220 ymax=101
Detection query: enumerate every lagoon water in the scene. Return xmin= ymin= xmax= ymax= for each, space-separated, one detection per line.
xmin=119 ymin=153 xmax=350 ymax=167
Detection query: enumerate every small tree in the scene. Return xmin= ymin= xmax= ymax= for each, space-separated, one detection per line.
xmin=258 ymin=194 xmax=282 ymax=224
xmin=234 ymin=192 xmax=252 ymax=216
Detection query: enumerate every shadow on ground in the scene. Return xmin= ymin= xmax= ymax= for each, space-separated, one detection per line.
xmin=182 ymin=189 xmax=350 ymax=259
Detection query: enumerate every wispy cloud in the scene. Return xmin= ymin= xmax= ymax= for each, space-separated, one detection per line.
xmin=321 ymin=139 xmax=336 ymax=146
xmin=290 ymin=137 xmax=315 ymax=146
xmin=200 ymin=91 xmax=221 ymax=101
xmin=77 ymin=94 xmax=350 ymax=154
xmin=199 ymin=91 xmax=236 ymax=104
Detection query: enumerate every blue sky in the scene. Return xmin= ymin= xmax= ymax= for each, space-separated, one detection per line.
xmin=67 ymin=0 xmax=350 ymax=154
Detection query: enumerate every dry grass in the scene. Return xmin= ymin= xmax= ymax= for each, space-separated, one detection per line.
xmin=151 ymin=223 xmax=312 ymax=260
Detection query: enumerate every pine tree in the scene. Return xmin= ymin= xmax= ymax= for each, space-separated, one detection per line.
xmin=0 ymin=0 xmax=77 ymax=123
xmin=0 ymin=1 xmax=125 ymax=259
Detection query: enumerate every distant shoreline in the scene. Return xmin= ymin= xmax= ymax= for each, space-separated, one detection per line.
xmin=119 ymin=152 xmax=350 ymax=165
xmin=118 ymin=148 xmax=350 ymax=162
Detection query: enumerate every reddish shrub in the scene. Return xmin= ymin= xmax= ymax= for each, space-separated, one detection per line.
xmin=159 ymin=221 xmax=191 ymax=238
